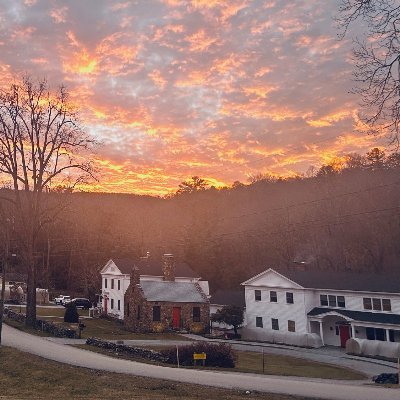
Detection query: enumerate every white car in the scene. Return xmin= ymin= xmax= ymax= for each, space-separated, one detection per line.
xmin=54 ymin=295 xmax=71 ymax=305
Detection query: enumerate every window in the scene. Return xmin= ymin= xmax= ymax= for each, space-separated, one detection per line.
xmin=152 ymin=306 xmax=161 ymax=322
xmin=104 ymin=278 xmax=107 ymax=289
xmin=111 ymin=279 xmax=114 ymax=289
xmin=137 ymin=305 xmax=141 ymax=320
xmin=286 ymin=292 xmax=294 ymax=304
xmin=363 ymin=298 xmax=372 ymax=310
xmin=110 ymin=299 xmax=114 ymax=309
xmin=270 ymin=291 xmax=277 ymax=303
xmin=320 ymin=294 xmax=345 ymax=308
xmin=256 ymin=317 xmax=263 ymax=328
xmin=382 ymin=299 xmax=391 ymax=311
xmin=288 ymin=320 xmax=296 ymax=332
xmin=366 ymin=327 xmax=386 ymax=341
xmin=328 ymin=295 xmax=337 ymax=307
xmin=255 ymin=290 xmax=261 ymax=301
xmin=337 ymin=296 xmax=346 ymax=308
xmin=117 ymin=300 xmax=120 ymax=311
xmin=271 ymin=318 xmax=279 ymax=330
xmin=320 ymin=294 xmax=328 ymax=306
xmin=193 ymin=307 xmax=201 ymax=322
xmin=118 ymin=280 xmax=121 ymax=290
xmin=364 ymin=297 xmax=391 ymax=312
xmin=372 ymin=298 xmax=382 ymax=311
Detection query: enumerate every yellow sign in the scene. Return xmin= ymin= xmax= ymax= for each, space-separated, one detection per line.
xmin=193 ymin=353 xmax=207 ymax=360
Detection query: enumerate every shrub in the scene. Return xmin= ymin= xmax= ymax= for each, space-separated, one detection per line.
xmin=160 ymin=342 xmax=235 ymax=368
xmin=152 ymin=322 xmax=165 ymax=333
xmin=190 ymin=322 xmax=205 ymax=334
xmin=64 ymin=303 xmax=79 ymax=323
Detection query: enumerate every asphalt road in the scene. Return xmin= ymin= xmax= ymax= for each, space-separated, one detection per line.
xmin=3 ymin=325 xmax=399 ymax=400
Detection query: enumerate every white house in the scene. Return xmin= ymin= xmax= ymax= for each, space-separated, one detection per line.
xmin=242 ymin=268 xmax=400 ymax=348
xmin=100 ymin=254 xmax=209 ymax=319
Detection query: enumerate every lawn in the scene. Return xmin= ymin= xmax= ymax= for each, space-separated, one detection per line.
xmin=0 ymin=346 xmax=310 ymax=400
xmin=74 ymin=344 xmax=367 ymax=381
xmin=5 ymin=306 xmax=189 ymax=340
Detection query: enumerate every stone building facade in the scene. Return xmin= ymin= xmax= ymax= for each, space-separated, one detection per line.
xmin=124 ymin=257 xmax=210 ymax=333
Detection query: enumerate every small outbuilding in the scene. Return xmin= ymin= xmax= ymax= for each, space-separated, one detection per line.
xmin=124 ymin=256 xmax=210 ymax=333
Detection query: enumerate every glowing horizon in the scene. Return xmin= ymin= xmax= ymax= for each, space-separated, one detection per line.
xmin=0 ymin=0 xmax=387 ymax=195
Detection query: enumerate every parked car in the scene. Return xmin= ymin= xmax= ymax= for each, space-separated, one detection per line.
xmin=54 ymin=295 xmax=71 ymax=305
xmin=68 ymin=298 xmax=92 ymax=309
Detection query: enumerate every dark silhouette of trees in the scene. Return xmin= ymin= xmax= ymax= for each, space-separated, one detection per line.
xmin=337 ymin=1 xmax=400 ymax=144
xmin=0 ymin=77 xmax=95 ymax=326
xmin=176 ymin=176 xmax=208 ymax=195
xmin=366 ymin=147 xmax=386 ymax=169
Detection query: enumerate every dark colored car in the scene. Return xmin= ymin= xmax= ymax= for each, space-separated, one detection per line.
xmin=68 ymin=298 xmax=92 ymax=309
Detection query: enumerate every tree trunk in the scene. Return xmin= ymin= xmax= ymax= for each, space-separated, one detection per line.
xmin=25 ymin=261 xmax=36 ymax=327
xmin=0 ymin=258 xmax=6 ymax=345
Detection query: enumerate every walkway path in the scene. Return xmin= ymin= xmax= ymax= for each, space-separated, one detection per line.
xmin=3 ymin=324 xmax=399 ymax=400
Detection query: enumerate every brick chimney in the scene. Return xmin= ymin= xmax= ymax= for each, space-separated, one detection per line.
xmin=162 ymin=254 xmax=175 ymax=281
xmin=130 ymin=267 xmax=140 ymax=285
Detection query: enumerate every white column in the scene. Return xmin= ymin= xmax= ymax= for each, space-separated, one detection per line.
xmin=351 ymin=324 xmax=356 ymax=338
xmin=386 ymin=329 xmax=390 ymax=342
xmin=319 ymin=321 xmax=325 ymax=345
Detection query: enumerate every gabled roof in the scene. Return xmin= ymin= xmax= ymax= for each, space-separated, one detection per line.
xmin=101 ymin=258 xmax=200 ymax=278
xmin=283 ymin=269 xmax=400 ymax=294
xmin=308 ymin=307 xmax=400 ymax=325
xmin=241 ymin=268 xmax=304 ymax=289
xmin=110 ymin=259 xmax=135 ymax=274
xmin=140 ymin=281 xmax=208 ymax=303
xmin=242 ymin=267 xmax=400 ymax=294
xmin=210 ymin=289 xmax=245 ymax=308
xmin=137 ymin=258 xmax=199 ymax=278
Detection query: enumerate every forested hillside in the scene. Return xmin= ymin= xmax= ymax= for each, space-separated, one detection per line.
xmin=3 ymin=150 xmax=400 ymax=298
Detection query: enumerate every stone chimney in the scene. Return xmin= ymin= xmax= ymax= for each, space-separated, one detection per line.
xmin=130 ymin=267 xmax=140 ymax=285
xmin=162 ymin=254 xmax=175 ymax=281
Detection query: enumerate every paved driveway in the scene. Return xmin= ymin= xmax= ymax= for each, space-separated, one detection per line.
xmin=3 ymin=324 xmax=399 ymax=400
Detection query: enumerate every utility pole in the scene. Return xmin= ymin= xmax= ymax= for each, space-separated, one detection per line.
xmin=0 ymin=224 xmax=9 ymax=346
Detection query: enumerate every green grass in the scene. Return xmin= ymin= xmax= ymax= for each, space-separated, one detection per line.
xmin=74 ymin=344 xmax=367 ymax=381
xmin=0 ymin=346 xmax=309 ymax=400
xmin=234 ymin=350 xmax=366 ymax=380
xmin=5 ymin=307 xmax=189 ymax=340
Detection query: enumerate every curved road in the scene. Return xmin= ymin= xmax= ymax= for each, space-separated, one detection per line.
xmin=2 ymin=325 xmax=398 ymax=400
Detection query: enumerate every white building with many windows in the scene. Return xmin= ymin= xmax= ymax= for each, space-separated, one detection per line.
xmin=100 ymin=255 xmax=209 ymax=320
xmin=241 ymin=268 xmax=400 ymax=348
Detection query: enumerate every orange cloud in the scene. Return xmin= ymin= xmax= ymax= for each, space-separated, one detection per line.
xmin=306 ymin=111 xmax=353 ymax=127
xmin=186 ymin=29 xmax=219 ymax=52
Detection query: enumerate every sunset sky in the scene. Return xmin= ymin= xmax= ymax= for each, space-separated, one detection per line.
xmin=0 ymin=0 xmax=384 ymax=195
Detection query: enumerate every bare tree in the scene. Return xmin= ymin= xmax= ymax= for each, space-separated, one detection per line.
xmin=337 ymin=0 xmax=400 ymax=144
xmin=0 ymin=76 xmax=95 ymax=326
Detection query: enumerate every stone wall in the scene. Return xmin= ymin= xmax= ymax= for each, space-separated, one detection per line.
xmin=124 ymin=284 xmax=209 ymax=333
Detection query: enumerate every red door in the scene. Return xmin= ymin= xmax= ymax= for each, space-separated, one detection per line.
xmin=172 ymin=307 xmax=181 ymax=329
xmin=339 ymin=325 xmax=351 ymax=347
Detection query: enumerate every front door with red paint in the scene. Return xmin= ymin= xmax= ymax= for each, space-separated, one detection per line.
xmin=339 ymin=325 xmax=350 ymax=347
xmin=172 ymin=307 xmax=181 ymax=329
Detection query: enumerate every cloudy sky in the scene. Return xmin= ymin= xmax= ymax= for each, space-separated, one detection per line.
xmin=0 ymin=0 xmax=382 ymax=195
